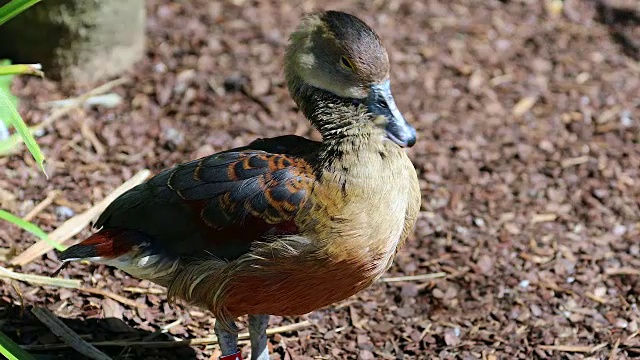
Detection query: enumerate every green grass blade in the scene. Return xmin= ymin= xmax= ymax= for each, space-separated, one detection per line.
xmin=0 ymin=63 xmax=43 ymax=77
xmin=0 ymin=88 xmax=46 ymax=175
xmin=0 ymin=60 xmax=17 ymax=110
xmin=0 ymin=330 xmax=35 ymax=360
xmin=0 ymin=209 xmax=65 ymax=251
xmin=0 ymin=0 xmax=41 ymax=26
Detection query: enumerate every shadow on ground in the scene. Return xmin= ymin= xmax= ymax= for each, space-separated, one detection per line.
xmin=594 ymin=0 xmax=640 ymax=60
xmin=0 ymin=299 xmax=198 ymax=360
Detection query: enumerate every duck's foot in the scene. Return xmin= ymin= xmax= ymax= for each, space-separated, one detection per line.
xmin=248 ymin=314 xmax=270 ymax=360
xmin=215 ymin=319 xmax=241 ymax=360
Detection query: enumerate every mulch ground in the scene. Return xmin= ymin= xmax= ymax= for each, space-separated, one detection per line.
xmin=1 ymin=0 xmax=639 ymax=359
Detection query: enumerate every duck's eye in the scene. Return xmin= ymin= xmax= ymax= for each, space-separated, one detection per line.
xmin=340 ymin=56 xmax=354 ymax=70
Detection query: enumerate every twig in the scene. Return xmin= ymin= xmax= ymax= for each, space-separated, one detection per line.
xmin=80 ymin=118 xmax=106 ymax=155
xmin=538 ymin=344 xmax=592 ymax=352
xmin=0 ymin=266 xmax=80 ymax=288
xmin=23 ymin=320 xmax=313 ymax=351
xmin=140 ymin=317 xmax=184 ymax=342
xmin=122 ymin=286 xmax=165 ymax=295
xmin=561 ymin=156 xmax=590 ymax=168
xmin=11 ymin=169 xmax=151 ymax=266
xmin=31 ymin=307 xmax=112 ymax=360
xmin=609 ymin=338 xmax=621 ymax=360
xmin=34 ymin=78 xmax=129 ymax=133
xmin=23 ymin=190 xmax=60 ymax=221
xmin=530 ymin=213 xmax=557 ymax=224
xmin=78 ymin=287 xmax=146 ymax=309
xmin=161 ymin=318 xmax=183 ymax=332
xmin=265 ymin=321 xmax=311 ymax=336
xmin=605 ymin=267 xmax=640 ymax=276
xmin=538 ymin=343 xmax=609 ymax=353
xmin=45 ymin=93 xmax=123 ymax=109
xmin=585 ymin=292 xmax=607 ymax=304
xmin=379 ymin=272 xmax=447 ymax=283
xmin=590 ymin=342 xmax=609 ymax=353
xmin=190 ymin=320 xmax=313 ymax=346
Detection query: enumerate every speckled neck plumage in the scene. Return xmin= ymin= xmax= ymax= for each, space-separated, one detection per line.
xmin=288 ymin=72 xmax=366 ymax=132
xmin=286 ymin=71 xmax=388 ymax=167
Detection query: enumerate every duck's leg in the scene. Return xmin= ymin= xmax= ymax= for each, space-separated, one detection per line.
xmin=215 ymin=320 xmax=241 ymax=359
xmin=248 ymin=314 xmax=270 ymax=360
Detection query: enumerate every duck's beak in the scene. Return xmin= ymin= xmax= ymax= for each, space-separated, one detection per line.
xmin=367 ymin=80 xmax=417 ymax=148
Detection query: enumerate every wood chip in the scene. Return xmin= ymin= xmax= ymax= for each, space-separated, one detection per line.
xmin=512 ymin=96 xmax=538 ymax=117
xmin=545 ymin=0 xmax=564 ymax=17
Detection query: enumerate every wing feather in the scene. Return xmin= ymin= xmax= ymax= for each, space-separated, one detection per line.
xmin=60 ymin=136 xmax=320 ymax=264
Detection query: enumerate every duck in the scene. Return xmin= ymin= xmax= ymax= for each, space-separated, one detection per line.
xmin=58 ymin=10 xmax=421 ymax=360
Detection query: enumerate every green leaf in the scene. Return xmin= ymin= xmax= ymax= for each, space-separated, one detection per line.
xmin=0 ymin=330 xmax=35 ymax=360
xmin=0 ymin=209 xmax=65 ymax=251
xmin=0 ymin=59 xmax=17 ymax=110
xmin=0 ymin=62 xmax=43 ymax=124
xmin=0 ymin=88 xmax=46 ymax=175
xmin=0 ymin=0 xmax=41 ymax=26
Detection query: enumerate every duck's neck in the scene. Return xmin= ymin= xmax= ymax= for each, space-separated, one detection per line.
xmin=290 ymin=79 xmax=364 ymax=137
xmin=287 ymin=74 xmax=381 ymax=160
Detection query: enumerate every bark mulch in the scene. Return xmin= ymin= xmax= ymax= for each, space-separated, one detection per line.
xmin=0 ymin=0 xmax=638 ymax=359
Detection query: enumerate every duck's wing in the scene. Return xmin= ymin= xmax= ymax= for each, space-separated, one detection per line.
xmin=58 ymin=135 xmax=321 ymax=275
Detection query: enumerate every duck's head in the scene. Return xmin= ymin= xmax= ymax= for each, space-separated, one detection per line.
xmin=285 ymin=10 xmax=416 ymax=148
